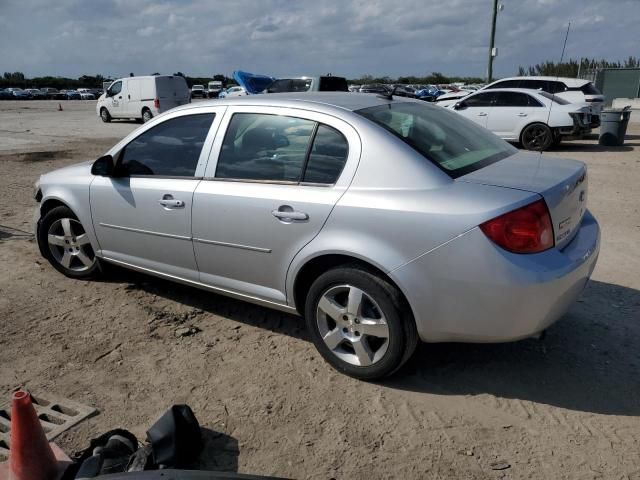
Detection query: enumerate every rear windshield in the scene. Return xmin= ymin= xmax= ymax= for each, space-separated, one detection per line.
xmin=357 ymin=102 xmax=516 ymax=178
xmin=537 ymin=91 xmax=571 ymax=105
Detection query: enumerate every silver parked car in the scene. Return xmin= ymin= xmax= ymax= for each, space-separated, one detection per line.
xmin=34 ymin=93 xmax=600 ymax=379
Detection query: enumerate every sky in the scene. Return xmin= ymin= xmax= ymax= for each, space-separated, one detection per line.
xmin=1 ymin=0 xmax=638 ymax=80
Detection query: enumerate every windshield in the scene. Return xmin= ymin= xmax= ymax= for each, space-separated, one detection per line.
xmin=357 ymin=102 xmax=516 ymax=178
xmin=538 ymin=91 xmax=571 ymax=105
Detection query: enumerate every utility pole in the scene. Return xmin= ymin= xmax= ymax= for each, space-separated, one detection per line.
xmin=487 ymin=0 xmax=499 ymax=83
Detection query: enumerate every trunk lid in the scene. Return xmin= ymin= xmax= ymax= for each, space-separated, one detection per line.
xmin=459 ymin=152 xmax=588 ymax=249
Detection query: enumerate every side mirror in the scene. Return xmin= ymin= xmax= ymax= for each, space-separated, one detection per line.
xmin=91 ymin=155 xmax=114 ymax=176
xmin=453 ymin=102 xmax=466 ymax=110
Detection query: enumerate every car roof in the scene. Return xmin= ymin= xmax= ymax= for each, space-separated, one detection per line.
xmin=471 ymin=88 xmax=545 ymax=95
xmin=492 ymin=76 xmax=590 ymax=87
xmin=177 ymin=92 xmax=412 ymax=114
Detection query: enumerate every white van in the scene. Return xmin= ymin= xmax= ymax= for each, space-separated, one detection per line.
xmin=207 ymin=80 xmax=223 ymax=98
xmin=96 ymin=75 xmax=190 ymax=123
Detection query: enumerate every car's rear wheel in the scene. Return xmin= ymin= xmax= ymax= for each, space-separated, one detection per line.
xmin=521 ymin=123 xmax=553 ymax=151
xmin=100 ymin=107 xmax=111 ymax=123
xmin=305 ymin=266 xmax=417 ymax=380
xmin=142 ymin=108 xmax=153 ymax=123
xmin=38 ymin=206 xmax=100 ymax=279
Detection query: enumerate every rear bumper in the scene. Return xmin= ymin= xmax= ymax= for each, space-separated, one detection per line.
xmin=391 ymin=210 xmax=600 ymax=343
xmin=559 ymin=125 xmax=592 ymax=137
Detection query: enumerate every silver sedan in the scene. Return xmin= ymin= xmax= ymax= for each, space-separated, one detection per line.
xmin=34 ymin=92 xmax=600 ymax=379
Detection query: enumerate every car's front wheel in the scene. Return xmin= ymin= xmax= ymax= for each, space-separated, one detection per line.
xmin=305 ymin=266 xmax=417 ymax=380
xmin=521 ymin=122 xmax=553 ymax=151
xmin=38 ymin=206 xmax=100 ymax=279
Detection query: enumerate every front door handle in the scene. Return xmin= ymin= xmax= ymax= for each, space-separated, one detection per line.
xmin=158 ymin=194 xmax=185 ymax=209
xmin=517 ymin=113 xmax=528 ymax=117
xmin=272 ymin=206 xmax=308 ymax=222
xmin=478 ymin=112 xmax=488 ymax=117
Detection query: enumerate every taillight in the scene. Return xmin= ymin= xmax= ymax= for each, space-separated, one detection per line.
xmin=480 ymin=199 xmax=554 ymax=254
xmin=154 ymin=98 xmax=160 ymax=109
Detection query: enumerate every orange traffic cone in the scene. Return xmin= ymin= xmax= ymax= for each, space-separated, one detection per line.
xmin=7 ymin=391 xmax=59 ymax=480
xmin=57 ymin=103 xmax=63 ymax=111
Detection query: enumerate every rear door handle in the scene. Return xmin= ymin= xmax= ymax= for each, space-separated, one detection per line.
xmin=478 ymin=112 xmax=488 ymax=116
xmin=158 ymin=194 xmax=185 ymax=209
xmin=272 ymin=206 xmax=308 ymax=222
xmin=517 ymin=113 xmax=528 ymax=117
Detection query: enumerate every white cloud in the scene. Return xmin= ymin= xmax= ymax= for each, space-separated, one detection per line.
xmin=136 ymin=26 xmax=158 ymax=37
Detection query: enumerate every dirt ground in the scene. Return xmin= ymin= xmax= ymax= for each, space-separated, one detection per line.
xmin=0 ymin=100 xmax=639 ymax=479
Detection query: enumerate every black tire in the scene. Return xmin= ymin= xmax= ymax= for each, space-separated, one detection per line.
xmin=520 ymin=122 xmax=553 ymax=151
xmin=142 ymin=108 xmax=153 ymax=123
xmin=100 ymin=107 xmax=111 ymax=123
xmin=552 ymin=130 xmax=562 ymax=147
xmin=38 ymin=206 xmax=101 ymax=279
xmin=304 ymin=265 xmax=418 ymax=380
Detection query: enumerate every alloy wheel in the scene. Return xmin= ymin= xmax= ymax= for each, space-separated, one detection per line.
xmin=523 ymin=125 xmax=551 ymax=150
xmin=316 ymin=284 xmax=390 ymax=367
xmin=47 ymin=218 xmax=95 ymax=272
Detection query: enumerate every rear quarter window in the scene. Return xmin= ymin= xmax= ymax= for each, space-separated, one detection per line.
xmin=303 ymin=125 xmax=348 ymax=184
xmin=581 ymin=83 xmax=601 ymax=95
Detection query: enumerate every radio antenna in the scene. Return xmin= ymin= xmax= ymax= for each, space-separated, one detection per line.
xmin=543 ymin=22 xmax=571 ymax=153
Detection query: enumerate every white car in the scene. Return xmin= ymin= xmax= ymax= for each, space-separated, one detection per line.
xmin=481 ymin=76 xmax=604 ymax=126
xmin=77 ymin=89 xmax=96 ymax=100
xmin=191 ymin=84 xmax=206 ymax=98
xmin=219 ymin=86 xmax=246 ymax=98
xmin=97 ymin=75 xmax=191 ymax=123
xmin=441 ymin=88 xmax=592 ymax=151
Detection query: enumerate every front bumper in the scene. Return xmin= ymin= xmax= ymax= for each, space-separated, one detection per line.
xmin=391 ymin=210 xmax=600 ymax=343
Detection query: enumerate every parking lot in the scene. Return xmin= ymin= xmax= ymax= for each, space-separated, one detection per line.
xmin=0 ymin=99 xmax=639 ymax=479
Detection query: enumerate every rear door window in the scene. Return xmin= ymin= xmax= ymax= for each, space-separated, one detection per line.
xmin=487 ymin=79 xmax=520 ymax=89
xmin=215 ymin=113 xmax=350 ymax=184
xmin=519 ymin=79 xmax=548 ymax=91
xmin=494 ymin=91 xmax=532 ymax=107
xmin=463 ymin=92 xmax=497 ymax=107
xmin=215 ymin=113 xmax=315 ymax=182
xmin=118 ymin=113 xmax=214 ymax=177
